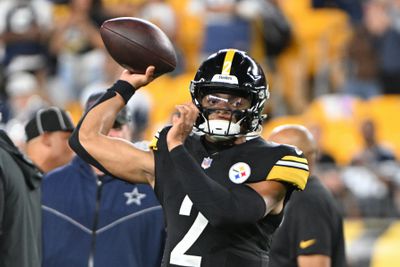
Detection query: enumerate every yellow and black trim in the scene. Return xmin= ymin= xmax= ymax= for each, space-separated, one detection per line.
xmin=266 ymin=155 xmax=309 ymax=190
xmin=149 ymin=130 xmax=160 ymax=151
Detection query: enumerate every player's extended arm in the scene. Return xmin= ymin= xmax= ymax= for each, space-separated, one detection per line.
xmin=169 ymin=145 xmax=288 ymax=226
xmin=298 ymin=255 xmax=331 ymax=267
xmin=166 ymin=104 xmax=287 ymax=226
xmin=69 ymin=68 xmax=155 ymax=184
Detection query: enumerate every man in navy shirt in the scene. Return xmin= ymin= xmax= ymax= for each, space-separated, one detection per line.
xmin=41 ymin=93 xmax=165 ymax=267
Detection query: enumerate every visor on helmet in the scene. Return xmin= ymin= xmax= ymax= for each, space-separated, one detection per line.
xmin=201 ymin=93 xmax=252 ymax=110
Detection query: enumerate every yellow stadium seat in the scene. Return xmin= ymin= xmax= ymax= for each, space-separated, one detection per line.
xmin=365 ymin=95 xmax=400 ymax=160
xmin=167 ymin=0 xmax=204 ymax=72
xmin=371 ymin=221 xmax=400 ymax=267
xmin=142 ymin=72 xmax=193 ymax=139
xmin=52 ymin=4 xmax=70 ymax=22
xmin=304 ymin=95 xmax=366 ymax=165
xmin=344 ymin=219 xmax=364 ymax=251
xmin=276 ymin=0 xmax=352 ymax=113
xmin=280 ymin=0 xmax=352 ymax=75
xmin=65 ymin=101 xmax=84 ymax=125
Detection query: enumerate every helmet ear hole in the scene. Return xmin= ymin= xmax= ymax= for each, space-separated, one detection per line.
xmin=190 ymin=49 xmax=269 ymax=137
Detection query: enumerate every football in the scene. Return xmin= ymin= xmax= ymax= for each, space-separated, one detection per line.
xmin=100 ymin=17 xmax=177 ymax=77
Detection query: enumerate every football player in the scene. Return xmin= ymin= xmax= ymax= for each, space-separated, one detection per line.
xmin=69 ymin=49 xmax=310 ymax=267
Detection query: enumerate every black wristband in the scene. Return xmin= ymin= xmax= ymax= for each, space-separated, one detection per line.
xmin=109 ymin=80 xmax=136 ymax=104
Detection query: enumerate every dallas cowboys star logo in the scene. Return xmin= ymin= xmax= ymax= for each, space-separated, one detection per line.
xmin=124 ymin=187 xmax=146 ymax=206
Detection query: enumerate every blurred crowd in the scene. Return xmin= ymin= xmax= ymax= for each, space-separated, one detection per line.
xmin=0 ymin=0 xmax=399 ymax=219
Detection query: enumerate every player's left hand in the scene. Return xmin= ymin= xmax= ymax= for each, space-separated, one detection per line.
xmin=167 ymin=103 xmax=199 ymax=151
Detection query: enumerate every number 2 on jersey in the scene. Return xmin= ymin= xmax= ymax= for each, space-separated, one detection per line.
xmin=170 ymin=195 xmax=208 ymax=267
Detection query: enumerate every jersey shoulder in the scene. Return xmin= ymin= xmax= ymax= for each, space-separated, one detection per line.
xmin=149 ymin=125 xmax=172 ymax=151
xmin=254 ymin=138 xmax=310 ymax=191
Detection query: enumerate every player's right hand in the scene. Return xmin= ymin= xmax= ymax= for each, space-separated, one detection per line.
xmin=120 ymin=66 xmax=155 ymax=90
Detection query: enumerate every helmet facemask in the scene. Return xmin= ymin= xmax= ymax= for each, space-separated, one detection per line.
xmin=190 ymin=49 xmax=269 ymax=141
xmin=191 ymin=85 xmax=267 ymax=141
xmin=197 ymin=105 xmax=249 ymax=141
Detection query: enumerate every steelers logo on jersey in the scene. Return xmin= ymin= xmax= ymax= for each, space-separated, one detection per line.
xmin=229 ymin=162 xmax=251 ymax=184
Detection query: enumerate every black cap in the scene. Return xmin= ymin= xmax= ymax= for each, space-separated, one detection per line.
xmin=85 ymin=92 xmax=130 ymax=128
xmin=25 ymin=107 xmax=75 ymax=141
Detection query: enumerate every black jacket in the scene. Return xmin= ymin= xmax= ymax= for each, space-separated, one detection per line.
xmin=0 ymin=130 xmax=42 ymax=267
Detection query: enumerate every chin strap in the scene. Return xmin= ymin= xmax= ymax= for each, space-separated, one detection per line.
xmin=199 ymin=119 xmax=241 ymax=136
xmin=245 ymin=124 xmax=263 ymax=140
xmin=193 ymin=119 xmax=263 ymax=142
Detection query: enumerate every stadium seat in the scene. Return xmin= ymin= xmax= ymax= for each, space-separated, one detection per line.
xmin=365 ymin=95 xmax=400 ymax=160
xmin=370 ymin=221 xmax=400 ymax=267
xmin=304 ymin=94 xmax=366 ymax=165
xmin=344 ymin=219 xmax=365 ymax=252
xmin=142 ymin=72 xmax=193 ymax=139
xmin=276 ymin=0 xmax=352 ymax=113
xmin=167 ymin=0 xmax=204 ymax=72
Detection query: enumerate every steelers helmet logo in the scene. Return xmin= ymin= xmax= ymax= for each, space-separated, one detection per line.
xmin=229 ymin=162 xmax=251 ymax=184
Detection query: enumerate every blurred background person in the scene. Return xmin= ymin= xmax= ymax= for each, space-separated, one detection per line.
xmin=48 ymin=0 xmax=110 ymax=107
xmin=341 ymin=119 xmax=398 ymax=218
xmin=78 ymin=55 xmax=152 ymax=142
xmin=341 ymin=24 xmax=381 ymax=99
xmin=269 ymin=124 xmax=346 ymax=267
xmin=0 ymin=128 xmax=42 ymax=267
xmin=41 ymin=92 xmax=165 ymax=267
xmin=364 ymin=0 xmax=400 ymax=95
xmin=189 ymin=0 xmax=254 ymax=61
xmin=24 ymin=106 xmax=75 ymax=173
xmin=3 ymin=72 xmax=49 ymax=147
xmin=352 ymin=119 xmax=396 ymax=164
xmin=0 ymin=73 xmax=66 ymax=267
xmin=0 ymin=0 xmax=53 ymax=87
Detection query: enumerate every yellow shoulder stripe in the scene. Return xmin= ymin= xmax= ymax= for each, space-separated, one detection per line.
xmin=266 ymin=165 xmax=309 ymax=190
xmin=282 ymin=155 xmax=308 ymax=164
xmin=149 ymin=136 xmax=158 ymax=151
xmin=149 ymin=129 xmax=162 ymax=151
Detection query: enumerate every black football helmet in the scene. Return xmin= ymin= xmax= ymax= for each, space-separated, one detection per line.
xmin=190 ymin=49 xmax=269 ymax=139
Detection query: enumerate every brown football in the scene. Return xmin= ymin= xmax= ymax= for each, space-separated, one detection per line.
xmin=100 ymin=17 xmax=177 ymax=77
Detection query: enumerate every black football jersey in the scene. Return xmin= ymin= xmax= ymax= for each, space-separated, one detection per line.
xmin=151 ymin=127 xmax=309 ymax=267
